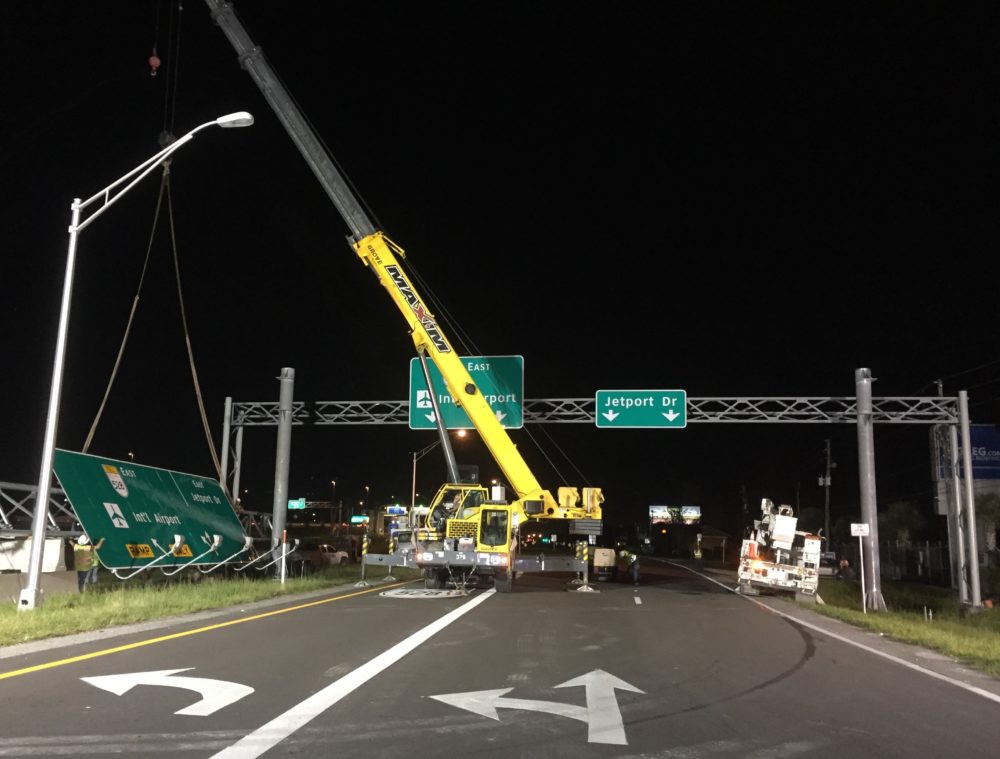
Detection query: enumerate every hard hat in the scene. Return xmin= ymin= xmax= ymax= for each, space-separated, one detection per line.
xmin=77 ymin=535 xmax=90 ymax=546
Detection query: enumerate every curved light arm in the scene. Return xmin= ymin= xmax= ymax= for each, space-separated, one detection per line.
xmin=18 ymin=112 xmax=252 ymax=610
xmin=75 ymin=112 xmax=254 ymax=234
xmin=412 ymin=439 xmax=441 ymax=463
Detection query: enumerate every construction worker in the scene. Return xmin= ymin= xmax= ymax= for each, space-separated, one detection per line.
xmin=73 ymin=534 xmax=105 ymax=592
xmin=619 ymin=547 xmax=640 ymax=585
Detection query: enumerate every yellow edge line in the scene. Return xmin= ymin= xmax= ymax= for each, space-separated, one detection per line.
xmin=0 ymin=580 xmax=412 ymax=680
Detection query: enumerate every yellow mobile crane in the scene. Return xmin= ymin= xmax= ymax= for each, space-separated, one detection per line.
xmin=207 ymin=1 xmax=603 ymax=591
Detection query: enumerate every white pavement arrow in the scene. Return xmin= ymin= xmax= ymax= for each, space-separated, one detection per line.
xmin=81 ymin=668 xmax=254 ymax=717
xmin=431 ymin=688 xmax=588 ymax=723
xmin=556 ymin=669 xmax=644 ymax=745
xmin=663 ymin=410 xmax=680 ymax=422
xmin=431 ymin=669 xmax=643 ymax=745
xmin=601 ymin=410 xmax=619 ymax=422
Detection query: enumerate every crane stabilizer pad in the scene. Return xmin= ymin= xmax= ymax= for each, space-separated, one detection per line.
xmin=380 ymin=588 xmax=468 ymax=599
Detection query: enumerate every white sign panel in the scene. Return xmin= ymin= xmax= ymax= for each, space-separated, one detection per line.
xmin=850 ymin=522 xmax=870 ymax=537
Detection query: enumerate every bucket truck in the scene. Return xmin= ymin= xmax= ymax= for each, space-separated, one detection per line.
xmin=737 ymin=499 xmax=821 ymax=602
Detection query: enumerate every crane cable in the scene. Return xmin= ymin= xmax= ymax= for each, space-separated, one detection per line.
xmin=81 ymin=165 xmax=227 ymax=492
xmin=80 ymin=173 xmax=165 ymax=454
xmin=163 ymin=169 xmax=225 ymax=486
xmin=83 ymin=1 xmax=227 ymax=496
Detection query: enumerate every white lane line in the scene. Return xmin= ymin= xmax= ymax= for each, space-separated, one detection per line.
xmin=633 ymin=597 xmax=642 ymax=605
xmin=671 ymin=562 xmax=1000 ymax=706
xmin=211 ymin=590 xmax=496 ymax=758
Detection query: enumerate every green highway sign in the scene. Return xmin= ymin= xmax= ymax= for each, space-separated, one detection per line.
xmin=53 ymin=449 xmax=247 ymax=570
xmin=595 ymin=389 xmax=688 ymax=428
xmin=409 ymin=355 xmax=524 ymax=430
xmin=288 ymin=498 xmax=306 ymax=510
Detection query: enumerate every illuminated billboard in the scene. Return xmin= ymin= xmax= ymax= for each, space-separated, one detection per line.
xmin=649 ymin=505 xmax=701 ymax=525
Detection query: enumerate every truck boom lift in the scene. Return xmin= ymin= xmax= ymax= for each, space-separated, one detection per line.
xmin=206 ymin=1 xmax=603 ymax=591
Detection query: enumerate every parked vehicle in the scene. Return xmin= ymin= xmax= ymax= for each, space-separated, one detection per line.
xmin=590 ymin=546 xmax=617 ymax=581
xmin=302 ymin=543 xmax=350 ymax=570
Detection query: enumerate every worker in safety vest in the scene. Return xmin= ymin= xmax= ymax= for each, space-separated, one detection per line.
xmin=619 ymin=548 xmax=640 ymax=585
xmin=73 ymin=534 xmax=105 ymax=592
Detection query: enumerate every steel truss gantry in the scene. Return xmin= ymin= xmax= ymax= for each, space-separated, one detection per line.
xmin=226 ymin=395 xmax=960 ymax=427
xmin=220 ymin=388 xmax=979 ymax=612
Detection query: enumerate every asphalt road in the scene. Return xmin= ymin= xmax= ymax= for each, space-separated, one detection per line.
xmin=2 ymin=561 xmax=1000 ymax=757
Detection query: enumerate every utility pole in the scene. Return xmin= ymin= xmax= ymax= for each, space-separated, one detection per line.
xmin=822 ymin=439 xmax=834 ymax=543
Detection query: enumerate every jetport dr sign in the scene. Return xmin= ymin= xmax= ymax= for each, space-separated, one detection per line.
xmin=595 ymin=390 xmax=687 ymax=428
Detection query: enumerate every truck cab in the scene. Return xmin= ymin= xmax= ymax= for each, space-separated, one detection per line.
xmin=415 ymin=483 xmax=516 ymax=592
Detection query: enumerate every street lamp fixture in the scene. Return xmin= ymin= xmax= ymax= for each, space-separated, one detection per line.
xmin=18 ymin=112 xmax=254 ymax=611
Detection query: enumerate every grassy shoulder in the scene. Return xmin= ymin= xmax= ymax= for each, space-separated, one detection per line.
xmin=0 ymin=565 xmax=421 ymax=649
xmin=812 ymin=577 xmax=1000 ymax=677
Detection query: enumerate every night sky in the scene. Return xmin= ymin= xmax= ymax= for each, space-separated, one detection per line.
xmin=3 ymin=2 xmax=999 ymax=539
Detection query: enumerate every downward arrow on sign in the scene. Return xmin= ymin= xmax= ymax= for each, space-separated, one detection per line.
xmin=662 ymin=410 xmax=679 ymax=422
xmin=81 ymin=668 xmax=253 ymax=716
xmin=602 ymin=410 xmax=619 ymax=422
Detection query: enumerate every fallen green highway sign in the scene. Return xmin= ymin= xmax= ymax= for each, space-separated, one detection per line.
xmin=53 ymin=449 xmax=247 ymax=570
xmin=595 ymin=389 xmax=688 ymax=428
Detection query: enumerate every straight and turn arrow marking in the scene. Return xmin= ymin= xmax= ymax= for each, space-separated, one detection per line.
xmin=81 ymin=668 xmax=254 ymax=716
xmin=431 ymin=669 xmax=643 ymax=745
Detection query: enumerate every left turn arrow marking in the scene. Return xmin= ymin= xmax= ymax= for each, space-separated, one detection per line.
xmin=81 ymin=668 xmax=254 ymax=716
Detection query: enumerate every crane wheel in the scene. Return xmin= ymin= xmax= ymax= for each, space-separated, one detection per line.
xmin=494 ymin=570 xmax=513 ymax=593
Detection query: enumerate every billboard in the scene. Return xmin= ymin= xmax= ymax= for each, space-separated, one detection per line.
xmin=970 ymin=425 xmax=1000 ymax=479
xmin=931 ymin=424 xmax=1000 ymax=481
xmin=53 ymin=450 xmax=247 ymax=570
xmin=649 ymin=505 xmax=702 ymax=525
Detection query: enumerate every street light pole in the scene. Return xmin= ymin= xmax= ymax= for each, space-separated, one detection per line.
xmin=18 ymin=112 xmax=254 ymax=611
xmin=823 ymin=439 xmax=832 ymax=542
xmin=410 ymin=430 xmax=467 ymax=511
xmin=330 ymin=479 xmax=337 ymax=534
xmin=411 ymin=440 xmax=442 ymax=510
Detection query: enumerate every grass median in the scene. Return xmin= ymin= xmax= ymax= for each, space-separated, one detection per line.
xmin=812 ymin=577 xmax=1000 ymax=677
xmin=0 ymin=565 xmax=421 ymax=649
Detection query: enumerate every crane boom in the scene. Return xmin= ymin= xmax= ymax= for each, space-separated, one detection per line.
xmin=205 ymin=0 xmax=374 ymax=241
xmin=205 ymin=2 xmax=604 ymax=566
xmin=206 ymin=0 xmax=561 ymax=506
